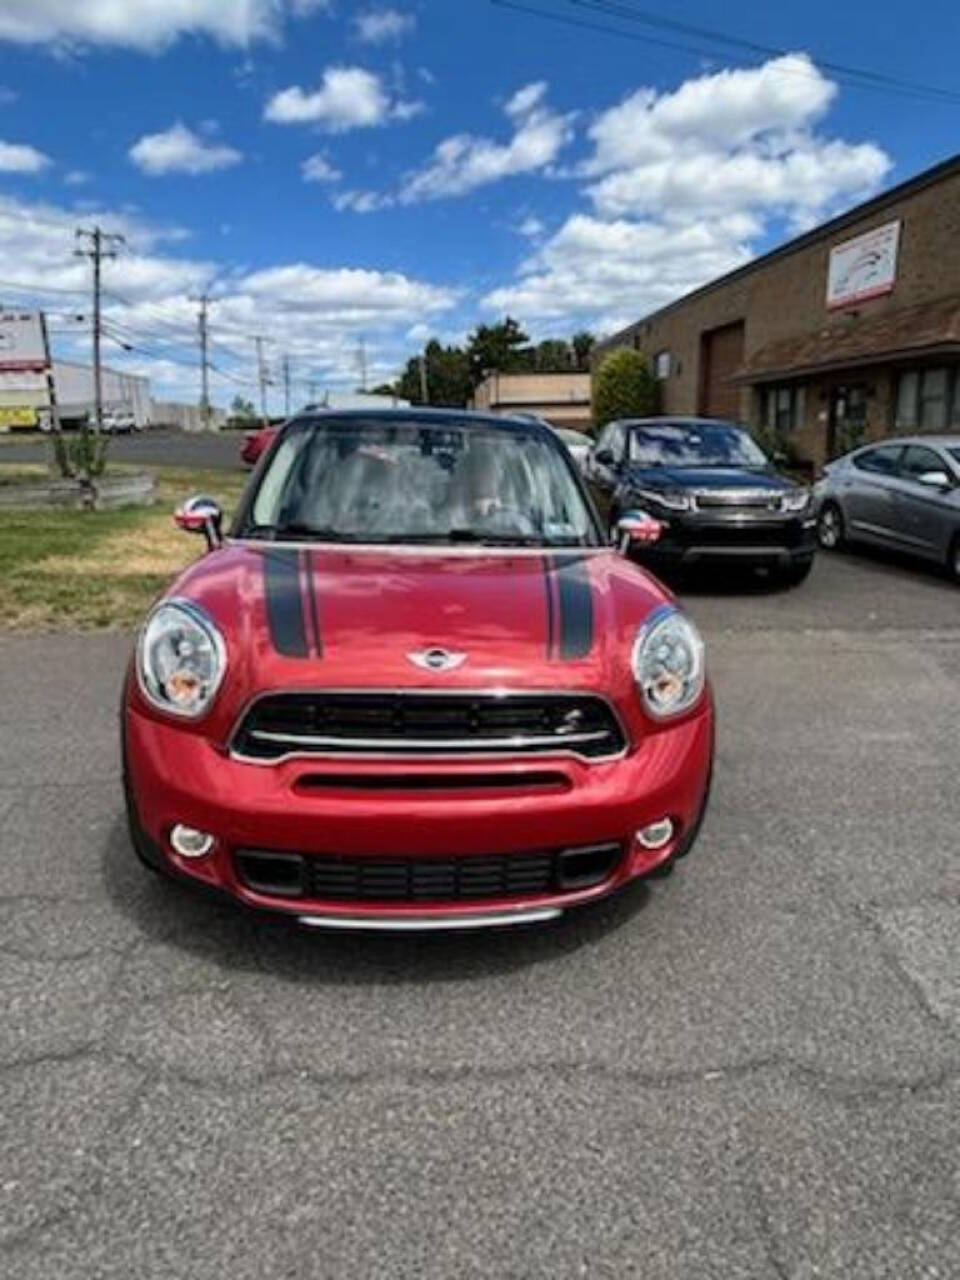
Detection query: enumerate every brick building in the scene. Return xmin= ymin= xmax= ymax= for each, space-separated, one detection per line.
xmin=595 ymin=153 xmax=960 ymax=470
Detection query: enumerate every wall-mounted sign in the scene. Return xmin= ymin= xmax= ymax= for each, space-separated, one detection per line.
xmin=826 ymin=220 xmax=901 ymax=310
xmin=0 ymin=311 xmax=48 ymax=372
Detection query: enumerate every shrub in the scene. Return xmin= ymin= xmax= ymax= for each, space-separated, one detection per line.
xmin=592 ymin=348 xmax=659 ymax=428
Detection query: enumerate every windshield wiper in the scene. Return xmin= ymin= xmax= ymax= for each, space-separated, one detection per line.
xmin=272 ymin=523 xmax=370 ymax=543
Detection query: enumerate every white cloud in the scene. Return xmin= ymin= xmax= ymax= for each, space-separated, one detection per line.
xmin=264 ymin=66 xmax=420 ymax=132
xmin=331 ymin=189 xmax=394 ymax=213
xmin=398 ymin=81 xmax=574 ymax=203
xmin=0 ymin=191 xmax=457 ymax=404
xmin=301 ymin=152 xmax=342 ymax=183
xmin=354 ymin=8 xmax=415 ymax=44
xmin=516 ymin=215 xmax=545 ymax=238
xmin=0 ymin=85 xmax=17 ymax=103
xmin=64 ymin=169 xmax=92 ymax=186
xmin=0 ymin=1 xmax=335 ymax=51
xmin=484 ymin=55 xmax=891 ymax=330
xmin=0 ymin=140 xmax=51 ymax=172
xmin=129 ymin=122 xmax=243 ymax=175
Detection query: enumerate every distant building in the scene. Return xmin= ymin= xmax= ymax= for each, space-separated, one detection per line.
xmin=471 ymin=371 xmax=592 ymax=430
xmin=594 ymin=153 xmax=960 ymax=470
xmin=52 ymin=361 xmax=153 ymax=429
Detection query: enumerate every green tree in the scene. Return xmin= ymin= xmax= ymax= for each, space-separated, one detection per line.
xmin=398 ymin=341 xmax=473 ymax=407
xmin=370 ymin=382 xmax=397 ymax=396
xmin=592 ymin=348 xmax=659 ymax=428
xmin=230 ymin=395 xmax=257 ymax=421
xmin=466 ymin=317 xmax=531 ymax=383
xmin=533 ymin=339 xmax=573 ymax=371
xmin=572 ymin=331 xmax=595 ymax=371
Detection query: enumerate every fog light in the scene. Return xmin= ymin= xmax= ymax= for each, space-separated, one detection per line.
xmin=635 ymin=818 xmax=674 ymax=850
xmin=170 ymin=824 xmax=215 ymax=859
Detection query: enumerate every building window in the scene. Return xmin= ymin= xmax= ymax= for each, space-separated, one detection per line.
xmin=764 ymin=384 xmax=805 ymax=431
xmin=654 ymin=351 xmax=671 ymax=380
xmin=896 ymin=366 xmax=960 ymax=430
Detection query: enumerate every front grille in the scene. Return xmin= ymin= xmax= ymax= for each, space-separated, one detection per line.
xmin=691 ymin=522 xmax=798 ymax=548
xmin=693 ymin=490 xmax=782 ymax=511
xmin=232 ymin=692 xmax=626 ymax=761
xmin=235 ymin=843 xmax=622 ymax=903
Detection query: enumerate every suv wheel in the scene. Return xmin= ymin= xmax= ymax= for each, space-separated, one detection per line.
xmin=817 ymin=501 xmax=845 ymax=550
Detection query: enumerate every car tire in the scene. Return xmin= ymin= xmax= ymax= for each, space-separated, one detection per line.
xmin=817 ymin=501 xmax=845 ymax=551
xmin=947 ymin=534 xmax=960 ymax=584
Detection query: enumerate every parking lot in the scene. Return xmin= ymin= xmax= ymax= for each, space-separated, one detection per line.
xmin=1 ymin=546 xmax=957 ymax=1279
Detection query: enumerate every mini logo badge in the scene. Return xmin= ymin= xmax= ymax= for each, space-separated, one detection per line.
xmin=407 ymin=648 xmax=467 ymax=672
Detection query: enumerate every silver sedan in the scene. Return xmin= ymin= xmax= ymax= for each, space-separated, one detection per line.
xmin=813 ymin=434 xmax=960 ymax=581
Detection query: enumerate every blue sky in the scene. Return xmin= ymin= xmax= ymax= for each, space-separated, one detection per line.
xmin=0 ymin=0 xmax=956 ymax=407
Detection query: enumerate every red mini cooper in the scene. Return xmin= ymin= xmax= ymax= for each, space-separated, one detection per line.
xmin=123 ymin=410 xmax=713 ymax=930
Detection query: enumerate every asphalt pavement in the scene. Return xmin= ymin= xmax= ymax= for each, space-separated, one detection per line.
xmin=1 ymin=550 xmax=958 ymax=1278
xmin=0 ymin=426 xmax=245 ymax=471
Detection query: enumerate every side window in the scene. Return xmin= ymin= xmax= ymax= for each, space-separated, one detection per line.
xmin=609 ymin=424 xmax=626 ymax=462
xmin=901 ymin=445 xmax=945 ymax=482
xmin=853 ymin=444 xmax=903 ymax=476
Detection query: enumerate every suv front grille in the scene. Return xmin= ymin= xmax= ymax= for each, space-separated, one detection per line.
xmin=235 ymin=843 xmax=623 ymax=903
xmin=693 ymin=490 xmax=782 ymax=512
xmin=231 ymin=692 xmax=626 ymax=761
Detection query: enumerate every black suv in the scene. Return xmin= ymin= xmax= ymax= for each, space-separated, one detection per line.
xmin=589 ymin=417 xmax=816 ymax=585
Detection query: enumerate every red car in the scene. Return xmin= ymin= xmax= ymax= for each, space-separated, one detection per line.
xmin=240 ymin=424 xmax=278 ymax=467
xmin=123 ymin=410 xmax=713 ymax=930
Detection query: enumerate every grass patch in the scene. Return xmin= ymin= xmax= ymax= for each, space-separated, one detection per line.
xmin=0 ymin=464 xmax=248 ymax=631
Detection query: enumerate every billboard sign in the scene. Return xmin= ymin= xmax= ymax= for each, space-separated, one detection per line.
xmin=0 ymin=310 xmax=48 ymax=372
xmin=827 ymin=220 xmax=901 ymax=310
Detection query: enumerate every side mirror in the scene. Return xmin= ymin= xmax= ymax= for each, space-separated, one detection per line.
xmin=594 ymin=448 xmax=615 ymax=466
xmin=615 ymin=510 xmax=664 ymax=553
xmin=917 ymin=470 xmax=951 ymax=490
xmin=174 ymin=494 xmax=224 ymax=550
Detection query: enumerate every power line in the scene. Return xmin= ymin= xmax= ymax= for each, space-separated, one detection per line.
xmin=565 ymin=0 xmax=960 ymax=103
xmin=491 ymin=0 xmax=960 ymax=106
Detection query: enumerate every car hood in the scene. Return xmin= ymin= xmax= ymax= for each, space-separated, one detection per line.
xmin=623 ymin=465 xmax=793 ymax=493
xmin=159 ymin=543 xmax=672 ymax=730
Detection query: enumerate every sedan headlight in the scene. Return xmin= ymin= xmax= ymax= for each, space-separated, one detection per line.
xmin=632 ymin=607 xmax=705 ymax=719
xmin=632 ymin=488 xmax=693 ymax=512
xmin=137 ymin=600 xmax=226 ymax=718
xmin=780 ymin=489 xmax=811 ymax=513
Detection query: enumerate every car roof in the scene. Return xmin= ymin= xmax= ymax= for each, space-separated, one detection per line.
xmin=292 ymin=406 xmax=554 ymax=433
xmin=612 ymin=416 xmax=746 ymax=430
xmin=851 ymin=434 xmax=960 ymax=452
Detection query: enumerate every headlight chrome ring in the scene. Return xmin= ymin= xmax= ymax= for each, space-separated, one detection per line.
xmin=632 ymin=605 xmax=705 ymax=720
xmin=136 ymin=598 xmax=226 ymax=719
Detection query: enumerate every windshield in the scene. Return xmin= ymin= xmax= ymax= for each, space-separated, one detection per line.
xmin=947 ymin=447 xmax=960 ymax=469
xmin=627 ymin=422 xmax=770 ymax=468
xmin=242 ymin=416 xmax=599 ymax=547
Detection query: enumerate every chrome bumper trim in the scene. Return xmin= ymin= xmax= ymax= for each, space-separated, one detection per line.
xmin=296 ymin=906 xmax=563 ymax=932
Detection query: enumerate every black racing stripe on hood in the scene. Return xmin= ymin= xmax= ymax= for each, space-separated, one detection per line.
xmin=549 ymin=556 xmax=594 ymax=660
xmin=264 ymin=549 xmax=309 ymax=658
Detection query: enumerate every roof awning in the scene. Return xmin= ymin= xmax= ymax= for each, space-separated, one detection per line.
xmin=733 ymin=297 xmax=960 ymax=384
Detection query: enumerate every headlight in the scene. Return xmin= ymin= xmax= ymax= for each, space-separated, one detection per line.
xmin=632 ymin=488 xmax=692 ymax=512
xmin=632 ymin=607 xmax=705 ymax=719
xmin=137 ymin=600 xmax=226 ymax=718
xmin=780 ymin=489 xmax=811 ymax=513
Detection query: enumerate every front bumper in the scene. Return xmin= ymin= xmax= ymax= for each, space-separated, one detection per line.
xmin=123 ymin=700 xmax=714 ymax=926
xmin=629 ymin=513 xmax=817 ymax=569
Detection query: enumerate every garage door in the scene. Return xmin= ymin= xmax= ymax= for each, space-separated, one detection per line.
xmin=698 ymin=321 xmax=745 ymax=419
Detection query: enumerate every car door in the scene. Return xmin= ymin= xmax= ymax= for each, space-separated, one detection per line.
xmin=844 ymin=444 xmax=905 ymax=545
xmin=889 ymin=443 xmax=957 ymax=560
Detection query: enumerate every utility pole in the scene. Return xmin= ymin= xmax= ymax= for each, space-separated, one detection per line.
xmin=419 ymin=351 xmax=429 ymax=405
xmin=189 ymin=292 xmax=211 ymax=429
xmin=282 ymin=354 xmax=292 ymax=416
xmin=75 ymin=225 xmax=125 ymax=433
xmin=252 ymin=335 xmax=269 ymax=423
